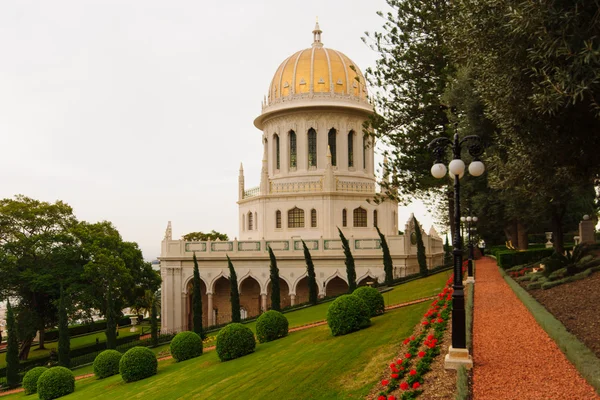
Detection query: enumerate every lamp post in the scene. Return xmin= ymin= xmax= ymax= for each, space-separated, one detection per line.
xmin=429 ymin=123 xmax=484 ymax=370
xmin=461 ymin=214 xmax=478 ymax=283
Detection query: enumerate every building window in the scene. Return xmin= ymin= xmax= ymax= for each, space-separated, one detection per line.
xmin=248 ymin=212 xmax=253 ymax=230
xmin=328 ymin=128 xmax=337 ymax=166
xmin=275 ymin=210 xmax=281 ymax=229
xmin=308 ymin=128 xmax=317 ymax=167
xmin=274 ymin=134 xmax=280 ymax=170
xmin=288 ymin=207 xmax=304 ymax=228
xmin=374 ymin=210 xmax=378 ymax=227
xmin=311 ymin=209 xmax=317 ymax=228
xmin=289 ymin=130 xmax=297 ymax=168
xmin=353 ymin=207 xmax=367 ymax=227
xmin=363 ymin=135 xmax=367 ymax=170
xmin=348 ymin=130 xmax=354 ymax=167
xmin=342 ymin=209 xmax=347 ymax=227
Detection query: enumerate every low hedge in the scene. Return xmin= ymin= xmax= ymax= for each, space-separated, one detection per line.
xmin=256 ymin=310 xmax=288 ymax=343
xmin=22 ymin=366 xmax=47 ymax=395
xmin=37 ymin=366 xmax=75 ymax=400
xmin=45 ymin=316 xmax=136 ymax=341
xmin=119 ymin=346 xmax=157 ymax=383
xmin=326 ymin=294 xmax=371 ymax=336
xmin=216 ymin=323 xmax=256 ymax=361
xmin=497 ymin=248 xmax=555 ymax=269
xmin=170 ymin=331 xmax=203 ymax=362
xmin=93 ymin=349 xmax=122 ymax=379
xmin=352 ymin=286 xmax=385 ymax=317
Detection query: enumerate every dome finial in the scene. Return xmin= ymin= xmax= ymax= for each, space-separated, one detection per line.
xmin=312 ymin=18 xmax=323 ymax=48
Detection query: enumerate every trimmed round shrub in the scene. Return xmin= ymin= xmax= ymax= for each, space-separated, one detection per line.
xmin=93 ymin=349 xmax=122 ymax=379
xmin=216 ymin=323 xmax=256 ymax=361
xmin=119 ymin=346 xmax=157 ymax=383
xmin=37 ymin=366 xmax=74 ymax=400
xmin=326 ymin=294 xmax=371 ymax=336
xmin=22 ymin=366 xmax=47 ymax=395
xmin=352 ymin=286 xmax=385 ymax=317
xmin=170 ymin=331 xmax=203 ymax=362
xmin=256 ymin=310 xmax=289 ymax=343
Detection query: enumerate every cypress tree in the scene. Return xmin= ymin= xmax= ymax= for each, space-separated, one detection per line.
xmin=302 ymin=240 xmax=318 ymax=305
xmin=267 ymin=247 xmax=281 ymax=311
xmin=150 ymin=295 xmax=158 ymax=346
xmin=192 ymin=252 xmax=204 ymax=338
xmin=58 ymin=284 xmax=70 ymax=367
xmin=414 ymin=216 xmax=428 ymax=277
xmin=376 ymin=226 xmax=394 ymax=286
xmin=444 ymin=234 xmax=452 ymax=266
xmin=105 ymin=284 xmax=117 ymax=349
xmin=227 ymin=255 xmax=241 ymax=323
xmin=338 ymin=228 xmax=357 ymax=292
xmin=5 ymin=300 xmax=19 ymax=388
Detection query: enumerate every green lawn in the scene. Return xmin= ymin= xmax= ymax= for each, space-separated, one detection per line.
xmin=7 ymin=301 xmax=430 ymax=399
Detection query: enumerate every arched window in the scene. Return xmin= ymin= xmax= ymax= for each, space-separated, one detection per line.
xmin=363 ymin=135 xmax=367 ymax=170
xmin=275 ymin=210 xmax=282 ymax=229
xmin=288 ymin=207 xmax=304 ymax=228
xmin=328 ymin=128 xmax=337 ymax=166
xmin=248 ymin=212 xmax=253 ymax=230
xmin=308 ymin=128 xmax=317 ymax=167
xmin=311 ymin=209 xmax=317 ymax=228
xmin=342 ymin=209 xmax=347 ymax=227
xmin=353 ymin=207 xmax=367 ymax=227
xmin=373 ymin=210 xmax=378 ymax=227
xmin=289 ymin=130 xmax=297 ymax=169
xmin=274 ymin=134 xmax=280 ymax=170
xmin=348 ymin=130 xmax=354 ymax=167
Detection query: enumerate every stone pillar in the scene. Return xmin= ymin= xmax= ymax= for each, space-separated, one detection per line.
xmin=207 ymin=293 xmax=213 ymax=326
xmin=260 ymin=293 xmax=267 ymax=312
xmin=579 ymin=218 xmax=596 ymax=244
xmin=290 ymin=294 xmax=296 ymax=306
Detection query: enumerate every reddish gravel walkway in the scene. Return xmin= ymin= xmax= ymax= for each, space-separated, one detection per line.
xmin=473 ymin=257 xmax=599 ymax=400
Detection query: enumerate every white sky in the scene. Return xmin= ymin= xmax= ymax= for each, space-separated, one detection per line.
xmin=0 ymin=0 xmax=438 ymax=261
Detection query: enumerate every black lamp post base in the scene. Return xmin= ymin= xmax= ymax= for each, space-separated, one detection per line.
xmin=444 ymin=346 xmax=473 ymax=370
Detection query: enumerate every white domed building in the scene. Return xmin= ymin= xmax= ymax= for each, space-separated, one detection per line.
xmin=159 ymin=24 xmax=444 ymax=331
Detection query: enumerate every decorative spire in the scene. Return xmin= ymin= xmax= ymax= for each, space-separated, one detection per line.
xmin=312 ymin=18 xmax=323 ymax=48
xmin=239 ymin=162 xmax=244 ymax=172
xmin=164 ymin=221 xmax=172 ymax=241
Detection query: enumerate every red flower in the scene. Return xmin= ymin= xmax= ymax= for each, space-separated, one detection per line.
xmin=381 ymin=379 xmax=389 ymax=386
xmin=437 ymin=318 xmax=444 ymax=323
xmin=428 ymin=343 xmax=436 ymax=349
xmin=388 ymin=396 xmax=397 ymax=400
xmin=418 ymin=351 xmax=425 ymax=358
xmin=422 ymin=321 xmax=429 ymax=325
xmin=405 ymin=353 xmax=412 ymax=359
xmin=409 ymin=369 xmax=417 ymax=376
xmin=413 ymin=382 xmax=421 ymax=389
xmin=391 ymin=373 xmax=399 ymax=379
xmin=378 ymin=396 xmax=386 ymax=400
xmin=396 ymin=359 xmax=402 ymax=365
xmin=400 ymin=382 xmax=409 ymax=390
xmin=403 ymin=338 xmax=410 ymax=345
xmin=399 ymin=366 xmax=404 ymax=371
xmin=410 ymin=336 xmax=415 ymax=341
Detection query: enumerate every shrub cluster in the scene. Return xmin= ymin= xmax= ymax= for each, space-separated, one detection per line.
xmin=326 ymin=294 xmax=371 ymax=336
xmin=119 ymin=346 xmax=157 ymax=383
xmin=22 ymin=366 xmax=47 ymax=395
xmin=93 ymin=349 xmax=122 ymax=379
xmin=37 ymin=366 xmax=75 ymax=400
xmin=352 ymin=286 xmax=385 ymax=317
xmin=496 ymin=248 xmax=555 ymax=269
xmin=170 ymin=331 xmax=203 ymax=362
xmin=256 ymin=310 xmax=289 ymax=343
xmin=216 ymin=323 xmax=256 ymax=361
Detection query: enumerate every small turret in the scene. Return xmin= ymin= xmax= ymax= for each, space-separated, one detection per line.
xmin=238 ymin=163 xmax=245 ymax=200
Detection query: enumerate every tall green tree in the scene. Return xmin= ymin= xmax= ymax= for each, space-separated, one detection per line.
xmin=376 ymin=227 xmax=394 ymax=286
xmin=413 ymin=217 xmax=428 ymax=277
xmin=150 ymin=293 xmax=158 ymax=346
xmin=267 ymin=247 xmax=281 ymax=311
xmin=57 ymin=284 xmax=70 ymax=367
xmin=5 ymin=300 xmax=20 ymax=388
xmin=301 ymin=240 xmax=318 ymax=305
xmin=105 ymin=284 xmax=116 ymax=349
xmin=226 ymin=256 xmax=241 ymax=323
xmin=338 ymin=228 xmax=356 ymax=292
xmin=192 ymin=253 xmax=204 ymax=338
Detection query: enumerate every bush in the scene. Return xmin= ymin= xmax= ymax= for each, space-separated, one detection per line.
xmin=93 ymin=349 xmax=122 ymax=379
xmin=352 ymin=286 xmax=385 ymax=317
xmin=497 ymin=248 xmax=555 ymax=269
xmin=119 ymin=346 xmax=157 ymax=383
xmin=256 ymin=310 xmax=289 ymax=343
xmin=22 ymin=366 xmax=47 ymax=395
xmin=37 ymin=366 xmax=75 ymax=400
xmin=326 ymin=294 xmax=371 ymax=336
xmin=170 ymin=331 xmax=203 ymax=362
xmin=216 ymin=323 xmax=256 ymax=361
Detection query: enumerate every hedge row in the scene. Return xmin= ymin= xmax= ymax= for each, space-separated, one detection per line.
xmin=496 ymin=248 xmax=555 ymax=269
xmin=44 ymin=316 xmax=140 ymax=341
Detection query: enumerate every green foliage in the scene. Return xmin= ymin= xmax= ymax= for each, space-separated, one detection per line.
xmin=338 ymin=228 xmax=356 ymax=292
xmin=119 ymin=346 xmax=157 ymax=383
xmin=352 ymin=287 xmax=385 ymax=317
xmin=182 ymin=230 xmax=229 ymax=242
xmin=5 ymin=300 xmax=19 ymax=388
xmin=37 ymin=366 xmax=75 ymax=400
xmin=497 ymin=248 xmax=555 ymax=269
xmin=93 ymin=349 xmax=122 ymax=379
xmin=268 ymin=247 xmax=281 ymax=311
xmin=22 ymin=366 xmax=48 ymax=395
xmin=376 ymin=227 xmax=393 ymax=286
xmin=170 ymin=331 xmax=203 ymax=362
xmin=413 ymin=217 xmax=428 ymax=277
xmin=150 ymin=296 xmax=158 ymax=346
xmin=57 ymin=285 xmax=70 ymax=368
xmin=302 ymin=240 xmax=318 ymax=305
xmin=256 ymin=310 xmax=289 ymax=343
xmin=227 ymin=256 xmax=241 ymax=323
xmin=105 ymin=284 xmax=117 ymax=349
xmin=216 ymin=323 xmax=256 ymax=361
xmin=543 ymin=243 xmax=600 ymax=279
xmin=192 ymin=253 xmax=204 ymax=338
xmin=326 ymin=294 xmax=371 ymax=336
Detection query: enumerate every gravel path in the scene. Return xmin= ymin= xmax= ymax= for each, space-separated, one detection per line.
xmin=473 ymin=257 xmax=599 ymax=400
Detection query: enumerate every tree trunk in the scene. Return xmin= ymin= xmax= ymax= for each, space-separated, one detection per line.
xmin=504 ymin=220 xmax=518 ymax=248
xmin=38 ymin=328 xmax=45 ymax=350
xmin=517 ymin=221 xmax=529 ymax=250
xmin=552 ymin=205 xmax=565 ymax=254
xmin=19 ymin=336 xmax=33 ymax=360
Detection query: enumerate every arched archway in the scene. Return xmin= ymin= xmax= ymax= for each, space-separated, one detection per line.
xmin=295 ymin=276 xmax=310 ymax=304
xmin=267 ymin=278 xmax=291 ymax=309
xmin=212 ymin=276 xmax=230 ymax=326
xmin=186 ymin=279 xmax=208 ymax=330
xmin=357 ymin=275 xmax=377 ymax=287
xmin=325 ymin=276 xmax=348 ymax=297
xmin=239 ymin=276 xmax=261 ymax=319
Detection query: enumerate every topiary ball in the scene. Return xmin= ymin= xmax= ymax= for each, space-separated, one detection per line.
xmin=36 ymin=366 xmax=75 ymax=400
xmin=216 ymin=323 xmax=256 ymax=361
xmin=22 ymin=366 xmax=48 ymax=395
xmin=256 ymin=310 xmax=289 ymax=343
xmin=352 ymin=286 xmax=385 ymax=317
xmin=93 ymin=349 xmax=122 ymax=379
xmin=170 ymin=331 xmax=203 ymax=362
xmin=326 ymin=294 xmax=371 ymax=336
xmin=119 ymin=346 xmax=157 ymax=383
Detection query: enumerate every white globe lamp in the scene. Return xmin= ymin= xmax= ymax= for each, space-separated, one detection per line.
xmin=466 ymin=216 xmax=472 ymax=222
xmin=449 ymin=159 xmax=466 ymax=176
xmin=431 ymin=163 xmax=447 ymax=179
xmin=468 ymin=160 xmax=485 ymax=177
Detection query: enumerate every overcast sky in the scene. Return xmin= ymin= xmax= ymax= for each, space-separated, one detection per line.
xmin=0 ymin=0 xmax=438 ymax=261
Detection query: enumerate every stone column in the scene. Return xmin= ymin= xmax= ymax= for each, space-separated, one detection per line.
xmin=290 ymin=294 xmax=296 ymax=306
xmin=260 ymin=293 xmax=267 ymax=312
xmin=207 ymin=293 xmax=213 ymax=326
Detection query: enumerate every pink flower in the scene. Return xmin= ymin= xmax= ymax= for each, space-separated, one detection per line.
xmin=409 ymin=369 xmax=417 ymax=376
xmin=413 ymin=382 xmax=421 ymax=389
xmin=381 ymin=379 xmax=389 ymax=386
xmin=400 ymin=382 xmax=409 ymax=390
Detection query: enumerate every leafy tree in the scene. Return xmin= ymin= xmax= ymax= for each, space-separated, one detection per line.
xmin=105 ymin=284 xmax=116 ymax=349
xmin=413 ymin=217 xmax=428 ymax=277
xmin=192 ymin=253 xmax=204 ymax=338
xmin=226 ymin=255 xmax=241 ymax=323
xmin=267 ymin=247 xmax=281 ymax=311
xmin=150 ymin=293 xmax=158 ymax=346
xmin=5 ymin=300 xmax=20 ymax=387
xmin=57 ymin=285 xmax=70 ymax=367
xmin=375 ymin=227 xmax=394 ymax=285
xmin=301 ymin=240 xmax=318 ymax=305
xmin=182 ymin=231 xmax=229 ymax=242
xmin=338 ymin=228 xmax=356 ymax=292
